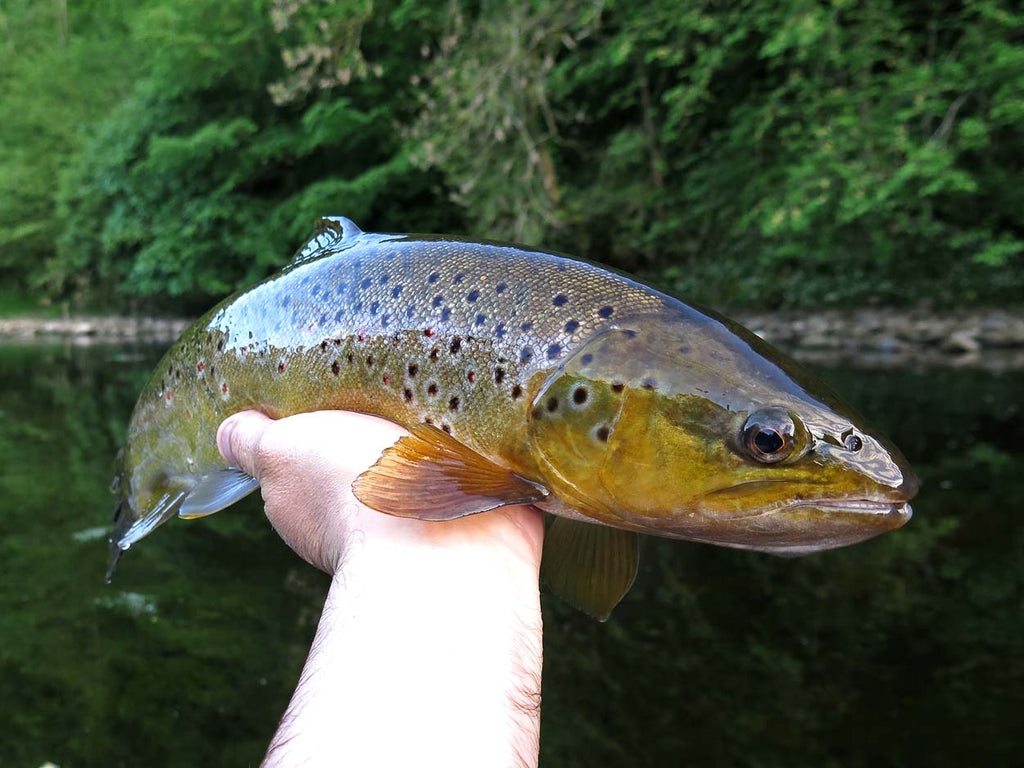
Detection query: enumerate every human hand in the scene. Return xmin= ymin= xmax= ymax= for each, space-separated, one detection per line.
xmin=216 ymin=410 xmax=545 ymax=575
xmin=216 ymin=410 xmax=544 ymax=768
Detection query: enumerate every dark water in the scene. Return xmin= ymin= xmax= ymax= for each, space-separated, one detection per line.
xmin=0 ymin=342 xmax=1021 ymax=767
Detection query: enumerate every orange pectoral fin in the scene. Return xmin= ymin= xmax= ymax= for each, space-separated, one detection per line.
xmin=352 ymin=424 xmax=548 ymax=521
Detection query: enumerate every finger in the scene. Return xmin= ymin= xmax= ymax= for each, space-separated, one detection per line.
xmin=217 ymin=410 xmax=274 ymax=477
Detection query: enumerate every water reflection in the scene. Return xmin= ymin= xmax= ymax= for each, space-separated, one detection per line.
xmin=0 ymin=343 xmax=1020 ymax=766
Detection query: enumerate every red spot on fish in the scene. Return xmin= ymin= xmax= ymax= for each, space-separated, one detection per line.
xmin=278 ymin=362 xmax=286 ymax=374
xmin=197 ymin=361 xmax=205 ymax=372
xmin=165 ymin=390 xmax=172 ymax=401
xmin=222 ymin=383 xmax=229 ymax=394
xmin=424 ymin=328 xmax=435 ymax=337
xmin=467 ymin=371 xmax=476 ymax=383
xmin=383 ymin=373 xmax=392 ymax=385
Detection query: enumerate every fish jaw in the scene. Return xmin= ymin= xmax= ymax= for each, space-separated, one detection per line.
xmin=666 ymin=497 xmax=914 ymax=556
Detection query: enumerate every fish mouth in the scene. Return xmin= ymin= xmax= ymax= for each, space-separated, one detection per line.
xmin=671 ymin=497 xmax=914 ymax=556
xmin=781 ymin=498 xmax=914 ymax=520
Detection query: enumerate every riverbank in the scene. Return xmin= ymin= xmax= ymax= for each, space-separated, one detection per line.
xmin=2 ymin=309 xmax=1023 ymax=368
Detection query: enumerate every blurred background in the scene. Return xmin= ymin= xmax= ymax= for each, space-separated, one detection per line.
xmin=1 ymin=1 xmax=1022 ymax=766
xmin=0 ymin=0 xmax=1021 ymax=315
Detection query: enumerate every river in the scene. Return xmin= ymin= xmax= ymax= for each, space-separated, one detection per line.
xmin=0 ymin=341 xmax=1020 ymax=766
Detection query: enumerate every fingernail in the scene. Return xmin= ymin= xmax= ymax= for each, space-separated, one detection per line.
xmin=217 ymin=415 xmax=239 ymax=465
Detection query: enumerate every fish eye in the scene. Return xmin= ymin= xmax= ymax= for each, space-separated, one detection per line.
xmin=742 ymin=407 xmax=797 ymax=464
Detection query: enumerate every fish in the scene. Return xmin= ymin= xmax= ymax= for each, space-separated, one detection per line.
xmin=109 ymin=217 xmax=917 ymax=619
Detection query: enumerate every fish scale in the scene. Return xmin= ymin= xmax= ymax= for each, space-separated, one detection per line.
xmin=110 ymin=217 xmax=916 ymax=619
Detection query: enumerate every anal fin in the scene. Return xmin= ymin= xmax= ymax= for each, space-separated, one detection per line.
xmin=179 ymin=467 xmax=260 ymax=519
xmin=541 ymin=517 xmax=639 ymax=621
xmin=353 ymin=424 xmax=547 ymax=521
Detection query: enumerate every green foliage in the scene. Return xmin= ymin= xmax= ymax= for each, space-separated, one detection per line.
xmin=0 ymin=0 xmax=1021 ymax=309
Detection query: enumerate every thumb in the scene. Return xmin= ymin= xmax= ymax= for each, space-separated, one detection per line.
xmin=217 ymin=410 xmax=275 ymax=478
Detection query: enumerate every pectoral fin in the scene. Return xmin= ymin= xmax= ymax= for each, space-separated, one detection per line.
xmin=179 ymin=467 xmax=260 ymax=519
xmin=541 ymin=517 xmax=639 ymax=621
xmin=353 ymin=424 xmax=548 ymax=520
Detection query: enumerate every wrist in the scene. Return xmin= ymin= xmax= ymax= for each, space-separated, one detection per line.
xmin=264 ymin=510 xmax=544 ymax=768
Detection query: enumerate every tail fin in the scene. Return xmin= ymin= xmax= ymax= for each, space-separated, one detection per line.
xmin=106 ymin=497 xmax=129 ymax=583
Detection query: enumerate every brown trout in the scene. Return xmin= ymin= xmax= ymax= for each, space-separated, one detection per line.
xmin=110 ymin=217 xmax=917 ymax=618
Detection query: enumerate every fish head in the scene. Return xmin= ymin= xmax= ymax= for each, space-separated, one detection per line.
xmin=529 ymin=311 xmax=917 ymax=555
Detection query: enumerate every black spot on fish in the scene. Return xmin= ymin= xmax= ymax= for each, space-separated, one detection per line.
xmin=564 ymin=320 xmax=579 ymax=333
xmin=424 ymin=416 xmax=433 ymax=425
xmin=495 ymin=323 xmax=507 ymax=339
xmin=370 ymin=301 xmax=380 ymax=314
xmin=521 ymin=322 xmax=533 ymax=332
xmin=546 ymin=343 xmax=561 ymax=360
xmin=406 ymin=307 xmax=415 ymax=318
xmin=596 ymin=426 xmax=610 ymax=442
xmin=404 ymin=388 xmax=413 ymax=402
xmin=496 ymin=283 xmax=507 ymax=294
xmin=331 ymin=360 xmax=340 ymax=375
xmin=311 ymin=284 xmax=321 ymax=296
xmin=573 ymin=387 xmax=588 ymax=405
xmin=320 ymin=340 xmax=328 ymax=351
xmin=678 ymin=345 xmax=691 ymax=354
xmin=494 ymin=367 xmax=506 ymax=384
xmin=392 ymin=286 xmax=403 ymax=298
xmin=623 ymin=330 xmax=637 ymax=339
xmin=441 ymin=308 xmax=452 ymax=321
xmin=581 ymin=353 xmax=593 ymax=365
xmin=347 ymin=353 xmax=355 ymax=364
xmin=335 ymin=309 xmax=345 ymax=322
xmin=430 ymin=348 xmax=440 ymax=362
xmin=642 ymin=377 xmax=658 ymax=390
xmin=336 ymin=283 xmax=347 ymax=295
xmin=354 ymin=302 xmax=363 ymax=313
xmin=448 ymin=396 xmax=460 ymax=411
xmin=611 ymin=382 xmax=625 ymax=393
xmin=428 ymin=382 xmax=439 ymax=396
xmin=598 ymin=306 xmax=614 ymax=319
xmin=553 ymin=294 xmax=568 ymax=307
xmin=520 ymin=347 xmax=534 ymax=363
xmin=453 ymin=273 xmax=464 ymax=284
xmin=382 ymin=315 xmax=391 ymax=327
xmin=366 ymin=355 xmax=374 ymax=367
xmin=511 ymin=385 xmax=523 ymax=399
xmin=319 ymin=313 xmax=329 ymax=327
xmin=380 ymin=274 xmax=389 ymax=285
xmin=450 ymin=337 xmax=462 ymax=354
xmin=442 ymin=424 xmax=452 ymax=434
xmin=282 ymin=296 xmax=291 ymax=308
xmin=475 ymin=314 xmax=486 ymax=326
xmin=360 ymin=278 xmax=372 ymax=290
xmin=429 ymin=272 xmax=440 ymax=283
xmin=217 ymin=340 xmax=224 ymax=352
xmin=466 ymin=289 xmax=480 ymax=302
xmin=408 ymin=363 xmax=419 ymax=377
xmin=433 ymin=295 xmax=443 ymax=307
xmin=546 ymin=396 xmax=559 ymax=412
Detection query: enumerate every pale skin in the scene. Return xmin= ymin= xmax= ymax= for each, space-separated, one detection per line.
xmin=216 ymin=410 xmax=545 ymax=768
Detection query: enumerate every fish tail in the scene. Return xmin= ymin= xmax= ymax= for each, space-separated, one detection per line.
xmin=106 ymin=496 xmax=130 ymax=583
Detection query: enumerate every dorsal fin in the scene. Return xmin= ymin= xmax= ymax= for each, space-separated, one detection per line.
xmin=292 ymin=216 xmax=363 ymax=264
